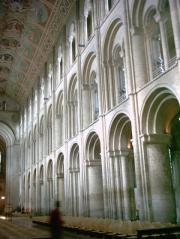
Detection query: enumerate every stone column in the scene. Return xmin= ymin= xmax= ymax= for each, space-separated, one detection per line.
xmin=131 ymin=27 xmax=148 ymax=89
xmin=69 ymin=169 xmax=79 ymax=216
xmin=59 ymin=174 xmax=65 ymax=213
xmin=108 ymin=152 xmax=117 ymax=218
xmin=113 ymin=153 xmax=123 ymax=219
xmin=102 ymin=61 xmax=110 ymax=111
xmin=120 ymin=150 xmax=133 ymax=220
xmin=87 ymin=160 xmax=104 ymax=218
xmin=169 ymin=0 xmax=180 ymax=59
xmin=144 ymin=134 xmax=176 ymax=222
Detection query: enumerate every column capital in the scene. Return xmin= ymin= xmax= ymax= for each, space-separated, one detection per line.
xmin=82 ymin=83 xmax=90 ymax=90
xmin=107 ymin=149 xmax=130 ymax=157
xmin=86 ymin=160 xmax=101 ymax=167
xmin=141 ymin=133 xmax=170 ymax=144
xmin=69 ymin=167 xmax=79 ymax=173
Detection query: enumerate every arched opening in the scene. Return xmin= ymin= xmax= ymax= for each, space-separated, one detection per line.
xmin=108 ymin=0 xmax=113 ymax=11
xmin=60 ymin=59 xmax=63 ymax=79
xmin=108 ymin=113 xmax=136 ymax=220
xmin=141 ymin=87 xmax=179 ymax=222
xmin=87 ymin=11 xmax=92 ymax=39
xmin=160 ymin=0 xmax=176 ymax=64
xmin=86 ymin=132 xmax=104 ymax=217
xmin=82 ymin=52 xmax=99 ymax=127
xmin=72 ymin=37 xmax=76 ymax=62
xmin=103 ymin=18 xmax=124 ymax=110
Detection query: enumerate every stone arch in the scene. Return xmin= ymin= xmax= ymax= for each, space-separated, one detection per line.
xmin=82 ymin=52 xmax=99 ymax=126
xmin=141 ymin=87 xmax=179 ymax=135
xmin=102 ymin=18 xmax=126 ymax=110
xmin=85 ymin=131 xmax=104 ymax=217
xmin=102 ymin=18 xmax=123 ymax=61
xmin=108 ymin=113 xmax=136 ymax=219
xmin=69 ymin=143 xmax=80 ymax=216
xmin=0 ymin=122 xmax=15 ymax=146
xmin=83 ymin=52 xmax=96 ymax=85
xmin=131 ymin=0 xmax=146 ymax=29
xmin=140 ymin=87 xmax=179 ymax=222
xmin=109 ymin=113 xmax=132 ymax=150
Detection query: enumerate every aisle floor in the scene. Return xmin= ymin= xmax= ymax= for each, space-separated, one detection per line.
xmin=0 ymin=216 xmax=100 ymax=239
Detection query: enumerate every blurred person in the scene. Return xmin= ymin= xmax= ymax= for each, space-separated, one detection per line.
xmin=49 ymin=201 xmax=64 ymax=239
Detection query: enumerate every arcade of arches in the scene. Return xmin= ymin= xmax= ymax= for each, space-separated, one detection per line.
xmin=0 ymin=0 xmax=180 ymax=225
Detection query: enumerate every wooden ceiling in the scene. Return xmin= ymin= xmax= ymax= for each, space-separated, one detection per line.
xmin=0 ymin=0 xmax=74 ymax=106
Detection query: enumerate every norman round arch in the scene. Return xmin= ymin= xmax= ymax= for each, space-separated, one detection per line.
xmin=108 ymin=113 xmax=136 ymax=220
xmin=140 ymin=87 xmax=179 ymax=222
xmin=85 ymin=131 xmax=104 ymax=218
xmin=141 ymin=87 xmax=179 ymax=135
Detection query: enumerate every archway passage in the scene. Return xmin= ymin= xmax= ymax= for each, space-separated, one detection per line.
xmin=0 ymin=136 xmax=6 ymax=215
xmin=141 ymin=87 xmax=179 ymax=222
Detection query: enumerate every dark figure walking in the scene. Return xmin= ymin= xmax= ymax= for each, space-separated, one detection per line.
xmin=50 ymin=201 xmax=64 ymax=239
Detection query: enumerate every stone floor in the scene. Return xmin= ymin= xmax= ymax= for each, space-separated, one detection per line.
xmin=0 ymin=216 xmax=100 ymax=239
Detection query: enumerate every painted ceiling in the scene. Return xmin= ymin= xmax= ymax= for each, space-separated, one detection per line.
xmin=0 ymin=0 xmax=74 ymax=106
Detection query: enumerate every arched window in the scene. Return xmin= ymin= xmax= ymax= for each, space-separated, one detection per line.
xmin=145 ymin=5 xmax=176 ymax=79
xmin=108 ymin=0 xmax=113 ymax=10
xmin=87 ymin=11 xmax=92 ymax=39
xmin=72 ymin=37 xmax=76 ymax=62
xmin=115 ymin=46 xmax=126 ymax=102
xmin=40 ymin=165 xmax=44 ymax=183
xmin=60 ymin=59 xmax=63 ymax=79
